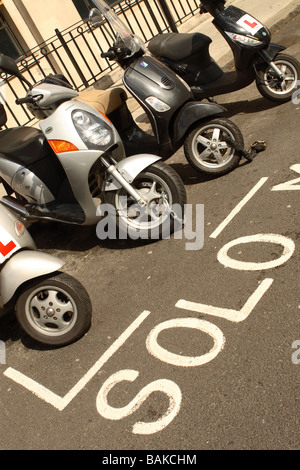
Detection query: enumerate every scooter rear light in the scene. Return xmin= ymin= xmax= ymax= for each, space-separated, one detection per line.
xmin=48 ymin=140 xmax=79 ymax=154
xmin=15 ymin=220 xmax=25 ymax=237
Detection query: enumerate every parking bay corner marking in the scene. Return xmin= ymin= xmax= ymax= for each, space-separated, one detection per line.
xmin=3 ymin=310 xmax=151 ymax=411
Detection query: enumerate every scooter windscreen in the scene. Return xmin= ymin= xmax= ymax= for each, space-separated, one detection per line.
xmin=90 ymin=0 xmax=146 ymax=55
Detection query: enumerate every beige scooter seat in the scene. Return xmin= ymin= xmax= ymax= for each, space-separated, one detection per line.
xmin=76 ymin=87 xmax=127 ymax=115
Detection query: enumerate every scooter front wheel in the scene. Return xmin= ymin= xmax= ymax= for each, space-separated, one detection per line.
xmin=105 ymin=161 xmax=187 ymax=241
xmin=184 ymin=118 xmax=244 ymax=176
xmin=15 ymin=272 xmax=92 ymax=347
xmin=256 ymin=53 xmax=300 ymax=103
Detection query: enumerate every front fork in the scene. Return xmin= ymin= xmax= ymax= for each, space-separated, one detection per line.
xmin=257 ymin=44 xmax=286 ymax=78
xmin=101 ymin=154 xmax=161 ymax=206
xmin=104 ymin=159 xmax=146 ymax=205
xmin=268 ymin=61 xmax=285 ymax=79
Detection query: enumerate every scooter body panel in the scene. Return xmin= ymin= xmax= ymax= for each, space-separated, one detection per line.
xmin=27 ymin=83 xmax=79 ymax=108
xmin=0 ymin=250 xmax=65 ymax=309
xmin=38 ymin=100 xmax=126 ymax=225
xmin=213 ymin=5 xmax=271 ymax=71
xmin=0 ymin=204 xmax=56 ymax=311
xmin=123 ymin=55 xmax=193 ymax=146
xmin=0 ymin=205 xmax=35 ymax=263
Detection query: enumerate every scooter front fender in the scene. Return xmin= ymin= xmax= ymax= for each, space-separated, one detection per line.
xmin=258 ymin=44 xmax=286 ymax=63
xmin=104 ymin=154 xmax=161 ymax=191
xmin=0 ymin=250 xmax=65 ymax=306
xmin=174 ymin=102 xmax=227 ymax=143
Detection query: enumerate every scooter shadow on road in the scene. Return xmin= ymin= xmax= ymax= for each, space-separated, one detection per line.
xmin=168 ymin=156 xmax=251 ymax=187
xmin=216 ymin=96 xmax=282 ymax=118
xmin=27 ymin=219 xmax=167 ymax=254
xmin=0 ymin=310 xmax=48 ymax=351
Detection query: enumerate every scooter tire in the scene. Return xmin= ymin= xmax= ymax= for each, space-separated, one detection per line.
xmin=104 ymin=161 xmax=187 ymax=241
xmin=256 ymin=53 xmax=300 ymax=103
xmin=184 ymin=118 xmax=244 ymax=176
xmin=15 ymin=272 xmax=92 ymax=347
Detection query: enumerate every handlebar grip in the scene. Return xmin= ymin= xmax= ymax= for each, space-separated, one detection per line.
xmin=101 ymin=50 xmax=116 ymax=59
xmin=15 ymin=96 xmax=34 ymax=105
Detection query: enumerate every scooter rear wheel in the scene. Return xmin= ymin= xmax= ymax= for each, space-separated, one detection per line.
xmin=15 ymin=272 xmax=92 ymax=347
xmin=256 ymin=53 xmax=300 ymax=103
xmin=184 ymin=118 xmax=244 ymax=176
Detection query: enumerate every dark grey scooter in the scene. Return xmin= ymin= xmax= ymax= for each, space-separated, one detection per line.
xmin=90 ymin=0 xmax=258 ymax=177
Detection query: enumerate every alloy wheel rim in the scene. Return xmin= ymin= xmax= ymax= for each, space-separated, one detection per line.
xmin=264 ymin=60 xmax=298 ymax=95
xmin=24 ymin=285 xmax=78 ymax=337
xmin=192 ymin=124 xmax=236 ymax=169
xmin=117 ymin=173 xmax=173 ymax=231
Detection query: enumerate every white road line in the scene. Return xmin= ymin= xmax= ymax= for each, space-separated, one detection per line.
xmin=272 ymin=164 xmax=300 ymax=191
xmin=4 ymin=310 xmax=151 ymax=411
xmin=176 ymin=278 xmax=274 ymax=323
xmin=210 ymin=177 xmax=269 ymax=239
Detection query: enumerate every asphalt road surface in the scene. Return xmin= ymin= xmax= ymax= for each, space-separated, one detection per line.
xmin=0 ymin=13 xmax=300 ymax=452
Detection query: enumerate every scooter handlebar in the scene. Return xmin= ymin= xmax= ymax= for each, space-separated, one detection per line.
xmin=15 ymin=95 xmax=43 ymax=105
xmin=101 ymin=46 xmax=133 ymax=61
xmin=199 ymin=2 xmax=208 ymax=14
xmin=101 ymin=50 xmax=117 ymax=60
xmin=15 ymin=96 xmax=35 ymax=105
xmin=199 ymin=1 xmax=226 ymax=15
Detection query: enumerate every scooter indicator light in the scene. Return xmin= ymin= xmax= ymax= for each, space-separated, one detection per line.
xmin=225 ymin=31 xmax=262 ymax=46
xmin=48 ymin=140 xmax=79 ymax=154
xmin=145 ymin=96 xmax=170 ymax=112
xmin=15 ymin=220 xmax=25 ymax=237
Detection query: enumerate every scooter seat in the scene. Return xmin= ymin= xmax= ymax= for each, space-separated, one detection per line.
xmin=77 ymin=87 xmax=127 ymax=115
xmin=148 ymin=32 xmax=212 ymax=61
xmin=0 ymin=127 xmax=51 ymax=167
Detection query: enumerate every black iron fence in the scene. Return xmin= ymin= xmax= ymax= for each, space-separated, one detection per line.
xmin=0 ymin=0 xmax=200 ymax=128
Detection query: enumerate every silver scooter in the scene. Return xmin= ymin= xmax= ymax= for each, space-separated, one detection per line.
xmin=0 ymin=55 xmax=186 ymax=240
xmin=0 ymin=204 xmax=92 ymax=346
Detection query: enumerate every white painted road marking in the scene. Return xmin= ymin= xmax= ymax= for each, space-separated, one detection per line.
xmin=176 ymin=278 xmax=274 ymax=323
xmin=146 ymin=318 xmax=225 ymax=366
xmin=272 ymin=164 xmax=300 ymax=191
xmin=210 ymin=177 xmax=269 ymax=239
xmin=217 ymin=234 xmax=295 ymax=271
xmin=4 ymin=310 xmax=151 ymax=411
xmin=96 ymin=370 xmax=182 ymax=435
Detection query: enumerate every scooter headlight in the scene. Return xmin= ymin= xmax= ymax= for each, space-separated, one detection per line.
xmin=72 ymin=110 xmax=113 ymax=149
xmin=225 ymin=31 xmax=263 ymax=46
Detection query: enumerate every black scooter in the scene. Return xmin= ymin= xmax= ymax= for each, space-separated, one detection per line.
xmin=89 ymin=0 xmax=264 ymax=177
xmin=147 ymin=0 xmax=300 ymax=103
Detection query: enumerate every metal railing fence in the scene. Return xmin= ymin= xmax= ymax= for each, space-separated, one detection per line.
xmin=0 ymin=0 xmax=200 ymax=128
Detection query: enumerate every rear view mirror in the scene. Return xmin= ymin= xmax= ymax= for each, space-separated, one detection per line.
xmin=0 ymin=54 xmax=32 ymax=89
xmin=89 ymin=8 xmax=103 ymax=28
xmin=0 ymin=54 xmax=22 ymax=78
